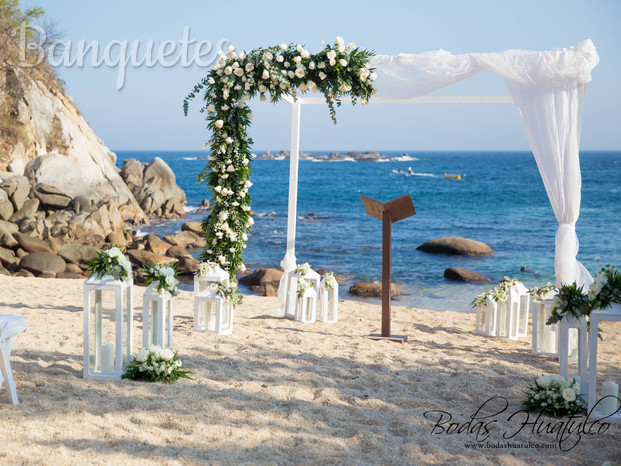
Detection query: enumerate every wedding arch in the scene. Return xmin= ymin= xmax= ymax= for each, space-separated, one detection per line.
xmin=185 ymin=38 xmax=600 ymax=313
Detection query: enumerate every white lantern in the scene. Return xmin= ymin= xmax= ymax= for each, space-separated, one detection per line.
xmin=83 ymin=275 xmax=133 ymax=380
xmin=194 ymin=289 xmax=234 ymax=334
xmin=495 ymin=284 xmax=529 ymax=339
xmin=142 ymin=283 xmax=174 ymax=349
xmin=318 ymin=276 xmax=338 ymax=323
xmin=284 ymin=266 xmax=320 ymax=319
xmin=475 ymin=296 xmax=498 ymax=336
xmin=296 ymin=283 xmax=317 ymax=323
xmin=559 ymin=314 xmax=588 ymax=397
xmin=587 ymin=303 xmax=621 ymax=423
xmin=531 ymin=292 xmax=559 ymax=356
xmin=193 ymin=264 xmax=233 ymax=334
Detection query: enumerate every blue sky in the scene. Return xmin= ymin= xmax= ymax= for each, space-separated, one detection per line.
xmin=31 ymin=0 xmax=621 ymax=151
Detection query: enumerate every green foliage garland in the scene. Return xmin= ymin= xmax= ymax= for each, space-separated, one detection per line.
xmin=184 ymin=37 xmax=376 ymax=276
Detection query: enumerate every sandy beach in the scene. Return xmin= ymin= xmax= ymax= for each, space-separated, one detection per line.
xmin=1 ymin=274 xmax=620 ymax=464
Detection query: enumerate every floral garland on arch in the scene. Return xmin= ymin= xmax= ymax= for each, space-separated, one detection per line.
xmin=184 ymin=37 xmax=376 ymax=276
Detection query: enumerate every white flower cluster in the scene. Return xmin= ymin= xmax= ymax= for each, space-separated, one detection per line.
xmin=528 ymin=283 xmax=557 ymax=303
xmin=324 ymin=272 xmax=337 ymax=290
xmin=104 ymin=246 xmax=132 ymax=280
xmin=525 ymin=374 xmax=583 ymax=416
xmin=588 ymin=269 xmax=607 ymax=301
xmin=472 ymin=277 xmax=522 ymax=309
xmin=146 ymin=265 xmax=179 ymax=298
xmin=295 ymin=262 xmax=311 ymax=276
xmin=133 ymin=345 xmax=182 ymax=376
xmin=297 ymin=278 xmax=314 ymax=297
xmin=197 ymin=261 xmax=217 ymax=278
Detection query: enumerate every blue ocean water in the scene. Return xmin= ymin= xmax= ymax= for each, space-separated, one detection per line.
xmin=115 ymin=150 xmax=621 ymax=311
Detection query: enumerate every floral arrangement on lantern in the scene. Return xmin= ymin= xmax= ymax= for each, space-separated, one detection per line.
xmin=86 ymin=245 xmax=133 ymax=281
xmin=295 ymin=262 xmax=311 ymax=276
xmin=548 ymin=265 xmax=621 ymax=325
xmin=217 ymin=281 xmax=243 ymax=307
xmin=323 ymin=272 xmax=337 ymax=289
xmin=123 ymin=345 xmax=191 ymax=383
xmin=471 ymin=277 xmax=521 ymax=309
xmin=523 ymin=375 xmax=584 ymax=417
xmin=528 ymin=283 xmax=557 ymax=303
xmin=297 ymin=278 xmax=314 ymax=298
xmin=141 ymin=264 xmax=180 ymax=299
xmin=197 ymin=261 xmax=218 ymax=278
xmin=183 ymin=37 xmax=376 ymax=277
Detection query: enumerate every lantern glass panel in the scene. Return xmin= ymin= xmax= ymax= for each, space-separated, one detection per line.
xmin=149 ymin=300 xmax=160 ymax=347
xmin=123 ymin=287 xmax=131 ymax=366
xmin=89 ymin=289 xmax=117 ymax=375
xmin=498 ymin=303 xmax=507 ymax=335
xmin=198 ymin=278 xmax=208 ymax=293
xmin=221 ymin=304 xmax=231 ymax=331
xmin=199 ymin=301 xmax=217 ymax=331
xmin=305 ymin=297 xmax=313 ymax=321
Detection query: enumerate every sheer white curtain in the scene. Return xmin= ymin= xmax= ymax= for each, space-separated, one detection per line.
xmin=370 ymin=40 xmax=599 ymax=286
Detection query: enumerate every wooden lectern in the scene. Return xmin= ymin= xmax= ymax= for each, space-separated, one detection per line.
xmin=360 ymin=194 xmax=416 ymax=343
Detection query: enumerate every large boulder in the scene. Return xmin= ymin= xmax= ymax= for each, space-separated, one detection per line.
xmin=145 ymin=234 xmax=172 ymax=255
xmin=163 ymin=230 xmax=199 ymax=248
xmin=126 ymin=249 xmax=177 ymax=268
xmin=349 ymin=282 xmax=401 ymax=298
xmin=166 ymin=245 xmax=193 ymax=260
xmin=416 ymin=236 xmax=494 ymax=256
xmin=19 ymin=252 xmax=66 ymax=276
xmin=181 ymin=221 xmax=204 ymax=236
xmin=0 ymin=176 xmax=30 ymax=211
xmin=32 ymin=183 xmax=73 ymax=208
xmin=24 ymin=153 xmax=97 ymax=200
xmin=9 ymin=198 xmax=39 ymax=223
xmin=58 ymin=243 xmax=99 ymax=265
xmin=0 ymin=219 xmax=19 ymax=234
xmin=0 ymin=190 xmax=14 ymax=220
xmin=121 ymin=157 xmax=186 ymax=219
xmin=443 ymin=267 xmax=493 ymax=282
xmin=0 ymin=224 xmax=18 ymax=248
xmin=13 ymin=232 xmax=55 ymax=253
xmin=0 ymin=246 xmax=18 ymax=267
xmin=238 ymin=267 xmax=283 ymax=288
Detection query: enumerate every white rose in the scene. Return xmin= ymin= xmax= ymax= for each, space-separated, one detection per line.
xmin=159 ymin=348 xmax=174 ymax=361
xmin=369 ymin=72 xmax=377 ymax=81
xmin=318 ymin=62 xmax=325 ymax=69
xmin=232 ymin=61 xmax=239 ymax=69
xmin=207 ymin=104 xmax=216 ymax=113
xmin=136 ymin=348 xmax=149 ymax=362
xmin=287 ymin=70 xmax=295 ymax=79
xmin=239 ymin=51 xmax=246 ymax=60
xmin=360 ymin=69 xmax=369 ymax=81
xmin=234 ymin=68 xmax=244 ymax=77
xmin=225 ymin=137 xmax=233 ymax=144
xmin=326 ymin=50 xmax=336 ymax=60
xmin=228 ymin=51 xmax=237 ymax=59
xmin=227 ymin=165 xmax=235 ymax=172
xmin=293 ymin=56 xmax=302 ymax=64
xmin=276 ymin=55 xmax=284 ymax=63
xmin=214 ymin=186 xmax=222 ymax=193
xmin=301 ymin=50 xmax=310 ymax=58
xmin=242 ymin=158 xmax=249 ymax=165
xmin=338 ymin=44 xmax=345 ymax=53
xmin=299 ymin=83 xmax=308 ymax=92
xmin=242 ymin=233 xmax=248 ymax=241
xmin=319 ymin=72 xmax=327 ymax=80
xmin=219 ymin=211 xmax=228 ymax=221
xmin=215 ymin=120 xmax=224 ymax=128
xmin=258 ymin=84 xmax=267 ymax=93
xmin=536 ymin=375 xmax=552 ymax=388
xmin=329 ymin=59 xmax=336 ymax=66
xmin=335 ymin=36 xmax=344 ymax=46
xmin=339 ymin=59 xmax=348 ymax=67
xmin=338 ymin=84 xmax=351 ymax=92
xmin=309 ymin=61 xmax=315 ymax=70
xmin=207 ymin=77 xmax=215 ymax=85
xmin=279 ymin=43 xmax=287 ymax=51
xmin=247 ymin=217 xmax=254 ymax=226
xmin=262 ymin=70 xmax=270 ymax=80
xmin=224 ymin=66 xmax=232 ymax=75
xmin=295 ymin=68 xmax=305 ymax=78
xmin=265 ymin=52 xmax=273 ymax=60
xmin=347 ymin=42 xmax=356 ymax=50
xmin=227 ymin=44 xmax=235 ymax=53
xmin=562 ymin=388 xmax=577 ymax=402
xmin=295 ymin=44 xmax=303 ymax=53
xmin=245 ymin=63 xmax=254 ymax=72
xmin=245 ymin=83 xmax=251 ymax=90
xmin=284 ymin=61 xmax=290 ymax=68
xmin=244 ymin=180 xmax=253 ymax=188
xmin=221 ymin=104 xmax=229 ymax=111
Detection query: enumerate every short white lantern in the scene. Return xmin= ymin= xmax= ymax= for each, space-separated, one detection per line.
xmin=284 ymin=265 xmax=321 ymax=319
xmin=559 ymin=314 xmax=588 ymax=397
xmin=194 ymin=289 xmax=234 ymax=334
xmin=296 ymin=282 xmax=318 ymax=323
xmin=318 ymin=275 xmax=338 ymax=323
xmin=143 ymin=283 xmax=174 ymax=349
xmin=494 ymin=284 xmax=529 ymax=339
xmin=587 ymin=303 xmax=621 ymax=423
xmin=193 ymin=264 xmax=233 ymax=334
xmin=475 ymin=296 xmax=498 ymax=336
xmin=83 ymin=275 xmax=133 ymax=380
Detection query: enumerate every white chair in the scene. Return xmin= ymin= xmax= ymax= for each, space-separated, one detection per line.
xmin=0 ymin=314 xmax=27 ymax=405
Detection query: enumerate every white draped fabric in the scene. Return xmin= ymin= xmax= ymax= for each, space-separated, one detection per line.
xmin=369 ymin=39 xmax=599 ymax=286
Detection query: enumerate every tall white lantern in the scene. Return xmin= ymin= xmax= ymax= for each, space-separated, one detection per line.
xmin=142 ymin=283 xmax=174 ymax=349
xmin=495 ymin=283 xmax=529 ymax=339
xmin=284 ymin=266 xmax=320 ymax=319
xmin=318 ymin=275 xmax=338 ymax=323
xmin=475 ymin=296 xmax=497 ymax=336
xmin=531 ymin=292 xmax=559 ymax=356
xmin=193 ymin=264 xmax=233 ymax=334
xmin=559 ymin=314 xmax=588 ymax=397
xmin=83 ymin=275 xmax=133 ymax=380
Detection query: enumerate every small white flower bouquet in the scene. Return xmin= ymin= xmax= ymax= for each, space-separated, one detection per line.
xmin=523 ymin=375 xmax=585 ymax=417
xmin=123 ymin=345 xmax=191 ymax=383
xmin=86 ymin=245 xmax=133 ymax=281
xmin=141 ymin=264 xmax=180 ymax=299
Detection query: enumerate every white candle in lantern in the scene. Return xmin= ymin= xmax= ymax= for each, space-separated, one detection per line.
xmin=600 ymin=381 xmax=620 ymax=416
xmin=101 ymin=344 xmax=115 ymax=374
xmin=543 ymin=331 xmax=556 ymax=353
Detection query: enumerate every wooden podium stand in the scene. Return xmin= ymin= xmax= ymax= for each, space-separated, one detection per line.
xmin=360 ymin=194 xmax=416 ymax=343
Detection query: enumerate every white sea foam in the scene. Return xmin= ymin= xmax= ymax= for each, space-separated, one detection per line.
xmin=133 ymin=229 xmax=147 ymax=238
xmin=274 ymin=156 xmax=286 ymax=160
xmin=183 ymin=156 xmax=198 ymax=161
xmin=376 ymin=159 xmax=391 ymax=162
xmin=408 ymin=172 xmax=438 ymax=178
xmin=184 ymin=205 xmax=199 ymax=213
xmin=393 ymin=155 xmax=418 ymax=162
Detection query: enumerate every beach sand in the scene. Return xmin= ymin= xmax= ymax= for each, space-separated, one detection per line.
xmin=0 ymin=274 xmax=619 ymax=464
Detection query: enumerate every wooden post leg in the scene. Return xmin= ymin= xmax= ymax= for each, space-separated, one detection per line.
xmin=382 ymin=210 xmax=391 ymax=337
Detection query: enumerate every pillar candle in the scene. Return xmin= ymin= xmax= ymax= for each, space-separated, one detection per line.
xmin=101 ymin=344 xmax=115 ymax=374
xmin=600 ymin=381 xmax=619 ymax=416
